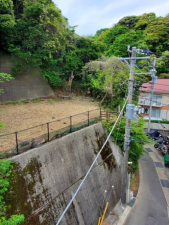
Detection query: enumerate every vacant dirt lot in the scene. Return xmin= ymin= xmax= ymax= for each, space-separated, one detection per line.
xmin=0 ymin=96 xmax=99 ymax=134
xmin=0 ymin=96 xmax=99 ymax=153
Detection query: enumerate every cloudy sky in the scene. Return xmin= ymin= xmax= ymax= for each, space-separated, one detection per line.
xmin=53 ymin=0 xmax=169 ymax=36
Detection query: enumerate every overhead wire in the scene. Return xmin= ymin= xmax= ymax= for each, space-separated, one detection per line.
xmin=56 ymin=97 xmax=128 ymax=225
xmin=23 ymin=148 xmax=117 ymax=222
xmin=115 ymin=86 xmax=128 ymax=144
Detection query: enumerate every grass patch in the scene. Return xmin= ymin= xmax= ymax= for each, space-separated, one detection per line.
xmin=130 ymin=170 xmax=139 ymax=192
xmin=31 ymin=98 xmax=41 ymax=103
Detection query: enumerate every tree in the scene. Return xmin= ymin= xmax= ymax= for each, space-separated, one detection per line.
xmin=145 ymin=15 xmax=169 ymax=53
xmin=84 ymin=56 xmax=129 ymax=106
xmin=103 ymin=117 xmax=149 ymax=172
xmin=63 ymin=36 xmax=105 ymax=89
xmin=0 ymin=73 xmax=13 ymax=94
xmin=156 ymin=51 xmax=169 ymax=76
xmin=106 ymin=30 xmax=146 ymax=57
xmin=117 ymin=15 xmax=138 ymax=29
xmin=135 ymin=13 xmax=156 ymax=30
xmin=9 ymin=0 xmax=69 ymax=70
xmin=94 ymin=28 xmax=108 ymax=38
xmin=0 ymin=0 xmax=15 ymax=50
xmin=101 ymin=26 xmax=129 ymax=50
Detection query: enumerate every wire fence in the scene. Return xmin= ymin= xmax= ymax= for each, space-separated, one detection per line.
xmin=0 ymin=108 xmax=114 ymax=159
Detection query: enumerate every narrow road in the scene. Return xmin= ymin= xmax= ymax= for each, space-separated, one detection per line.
xmin=125 ymin=152 xmax=169 ymax=225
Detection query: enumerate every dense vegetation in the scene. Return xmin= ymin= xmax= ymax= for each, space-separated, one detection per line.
xmin=103 ymin=117 xmax=149 ymax=172
xmin=1 ymin=2 xmax=169 ymax=107
xmin=0 ymin=3 xmax=168 ymax=223
xmin=0 ymin=158 xmax=24 ymax=224
xmin=95 ymin=13 xmax=169 ymax=77
xmin=0 ymin=0 xmax=105 ymax=89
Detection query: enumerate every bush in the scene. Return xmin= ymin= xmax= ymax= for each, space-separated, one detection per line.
xmin=0 ymin=159 xmax=24 ymax=224
xmin=102 ymin=117 xmax=149 ymax=172
xmin=43 ymin=69 xmax=62 ymax=87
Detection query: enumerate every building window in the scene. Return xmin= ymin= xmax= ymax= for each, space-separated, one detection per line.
xmin=152 ymin=95 xmax=162 ymax=106
xmin=149 ymin=108 xmax=160 ymax=118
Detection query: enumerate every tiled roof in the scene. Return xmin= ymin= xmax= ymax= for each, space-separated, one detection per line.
xmin=139 ymin=79 xmax=169 ymax=93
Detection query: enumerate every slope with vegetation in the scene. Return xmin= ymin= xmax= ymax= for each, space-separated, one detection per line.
xmin=0 ymin=2 xmax=168 ymax=224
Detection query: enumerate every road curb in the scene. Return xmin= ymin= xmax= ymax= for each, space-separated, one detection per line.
xmin=116 ymin=199 xmax=136 ymax=225
xmin=112 ymin=163 xmax=140 ymax=225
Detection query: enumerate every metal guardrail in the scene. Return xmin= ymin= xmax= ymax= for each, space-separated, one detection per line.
xmin=0 ymin=108 xmax=117 ymax=158
xmin=0 ymin=108 xmax=116 ymax=158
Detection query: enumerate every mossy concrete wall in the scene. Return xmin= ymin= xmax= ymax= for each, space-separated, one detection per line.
xmin=6 ymin=123 xmax=123 ymax=225
xmin=0 ymin=52 xmax=54 ymax=102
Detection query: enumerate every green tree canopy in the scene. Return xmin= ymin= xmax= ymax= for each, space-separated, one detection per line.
xmin=0 ymin=0 xmax=15 ymax=49
xmin=9 ymin=0 xmax=69 ymax=68
xmin=84 ymin=56 xmax=129 ymax=107
xmin=145 ymin=15 xmax=169 ymax=53
xmin=106 ymin=30 xmax=146 ymax=57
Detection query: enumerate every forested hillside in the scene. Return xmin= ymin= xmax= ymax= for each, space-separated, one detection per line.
xmin=0 ymin=0 xmax=105 ymax=88
xmin=95 ymin=13 xmax=169 ymax=76
xmin=0 ymin=1 xmax=169 ymax=102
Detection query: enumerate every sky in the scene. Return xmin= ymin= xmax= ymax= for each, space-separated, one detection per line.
xmin=53 ymin=0 xmax=169 ymax=36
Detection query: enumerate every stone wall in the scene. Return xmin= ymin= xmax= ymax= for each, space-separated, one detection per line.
xmin=5 ymin=123 xmax=123 ymax=225
xmin=0 ymin=52 xmax=54 ymax=102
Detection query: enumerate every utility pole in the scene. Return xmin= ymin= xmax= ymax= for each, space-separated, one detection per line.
xmin=148 ymin=57 xmax=157 ymax=132
xmin=121 ymin=47 xmax=136 ymax=205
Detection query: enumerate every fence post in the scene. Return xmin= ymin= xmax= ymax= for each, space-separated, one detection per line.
xmin=100 ymin=108 xmax=102 ymax=120
xmin=47 ymin=123 xmax=50 ymax=142
xmin=15 ymin=132 xmax=19 ymax=154
xmin=70 ymin=116 xmax=72 ymax=133
xmin=88 ymin=111 xmax=90 ymax=126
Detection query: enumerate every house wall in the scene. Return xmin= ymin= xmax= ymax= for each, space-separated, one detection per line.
xmin=162 ymin=95 xmax=169 ymax=105
xmin=139 ymin=91 xmax=169 ymax=120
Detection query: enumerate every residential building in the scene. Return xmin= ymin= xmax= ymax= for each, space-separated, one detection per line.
xmin=138 ymin=79 xmax=169 ymax=120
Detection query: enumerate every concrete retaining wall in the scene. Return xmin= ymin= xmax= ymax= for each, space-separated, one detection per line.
xmin=0 ymin=52 xmax=54 ymax=102
xmin=144 ymin=122 xmax=169 ymax=135
xmin=5 ymin=123 xmax=123 ymax=225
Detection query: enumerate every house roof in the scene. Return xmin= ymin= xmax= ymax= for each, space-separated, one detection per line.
xmin=139 ymin=79 xmax=169 ymax=93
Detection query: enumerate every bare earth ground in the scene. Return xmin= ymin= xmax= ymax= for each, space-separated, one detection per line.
xmin=0 ymin=96 xmax=99 ymax=153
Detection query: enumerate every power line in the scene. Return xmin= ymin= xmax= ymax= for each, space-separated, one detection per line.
xmin=24 ymin=151 xmax=116 ymax=222
xmin=56 ymin=97 xmax=128 ymax=225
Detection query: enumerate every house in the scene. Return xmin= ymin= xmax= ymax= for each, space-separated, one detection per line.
xmin=138 ymin=79 xmax=169 ymax=120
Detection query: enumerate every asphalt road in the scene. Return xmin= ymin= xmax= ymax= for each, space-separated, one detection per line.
xmin=125 ymin=152 xmax=169 ymax=225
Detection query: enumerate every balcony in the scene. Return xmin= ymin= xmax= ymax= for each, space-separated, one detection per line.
xmin=138 ymin=98 xmax=162 ymax=107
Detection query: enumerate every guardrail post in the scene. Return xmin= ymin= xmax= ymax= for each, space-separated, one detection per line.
xmin=15 ymin=132 xmax=19 ymax=154
xmin=88 ymin=111 xmax=90 ymax=126
xmin=70 ymin=116 xmax=72 ymax=133
xmin=47 ymin=123 xmax=50 ymax=142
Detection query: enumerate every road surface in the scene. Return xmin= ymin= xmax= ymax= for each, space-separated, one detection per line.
xmin=125 ymin=152 xmax=169 ymax=225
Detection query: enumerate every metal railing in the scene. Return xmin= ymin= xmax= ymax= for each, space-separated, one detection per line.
xmin=0 ymin=108 xmax=115 ymax=158
xmin=138 ymin=98 xmax=162 ymax=107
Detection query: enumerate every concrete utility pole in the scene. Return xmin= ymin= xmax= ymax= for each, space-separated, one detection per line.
xmin=148 ymin=57 xmax=157 ymax=132
xmin=121 ymin=47 xmax=136 ymax=205
xmin=119 ymin=48 xmax=155 ymax=205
